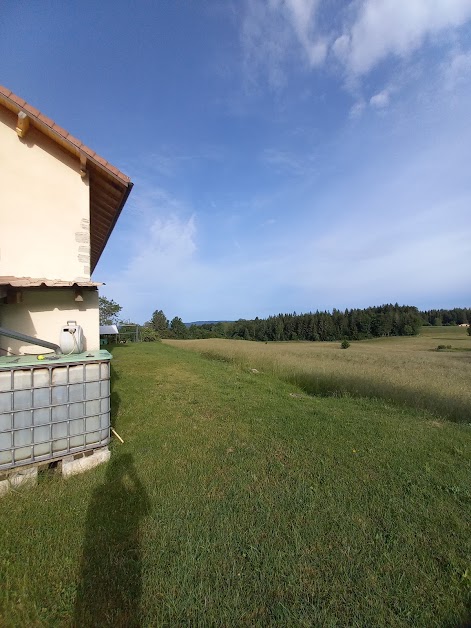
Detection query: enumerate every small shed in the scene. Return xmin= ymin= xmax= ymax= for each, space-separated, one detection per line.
xmin=99 ymin=324 xmax=119 ymax=345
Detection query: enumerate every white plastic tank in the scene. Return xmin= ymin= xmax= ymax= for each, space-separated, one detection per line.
xmin=0 ymin=351 xmax=111 ymax=470
xmin=60 ymin=321 xmax=84 ymax=354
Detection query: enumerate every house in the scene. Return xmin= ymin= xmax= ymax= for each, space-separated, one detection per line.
xmin=0 ymin=87 xmax=133 ymax=482
xmin=0 ymin=85 xmax=132 ymax=355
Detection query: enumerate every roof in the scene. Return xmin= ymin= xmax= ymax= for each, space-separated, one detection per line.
xmin=0 ymin=86 xmax=133 ymax=273
xmin=100 ymin=325 xmax=119 ymax=335
xmin=0 ymin=277 xmax=102 ymax=288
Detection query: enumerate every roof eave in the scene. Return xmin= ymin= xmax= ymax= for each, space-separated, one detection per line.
xmin=91 ymin=181 xmax=134 ymax=274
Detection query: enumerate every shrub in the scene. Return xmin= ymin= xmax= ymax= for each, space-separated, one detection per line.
xmin=140 ymin=327 xmax=161 ymax=342
xmin=341 ymin=339 xmax=350 ymax=349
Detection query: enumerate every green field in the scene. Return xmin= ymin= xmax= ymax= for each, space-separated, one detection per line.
xmin=0 ymin=332 xmax=470 ymax=626
xmin=168 ymin=325 xmax=471 ymax=424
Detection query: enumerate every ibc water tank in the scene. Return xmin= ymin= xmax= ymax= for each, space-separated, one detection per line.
xmin=0 ymin=351 xmax=112 ymax=471
xmin=60 ymin=321 xmax=84 ymax=354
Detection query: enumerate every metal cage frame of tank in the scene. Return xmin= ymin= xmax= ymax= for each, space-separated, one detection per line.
xmin=0 ymin=354 xmax=111 ymax=471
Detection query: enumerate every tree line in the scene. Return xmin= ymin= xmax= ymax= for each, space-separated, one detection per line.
xmin=419 ymin=308 xmax=471 ymax=327
xmin=99 ymin=298 xmax=470 ymax=343
xmin=188 ymin=304 xmax=424 ymax=342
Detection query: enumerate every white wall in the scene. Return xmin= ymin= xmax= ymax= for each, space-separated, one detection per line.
xmin=0 ymin=289 xmax=100 ymax=355
xmin=0 ymin=107 xmax=90 ymax=281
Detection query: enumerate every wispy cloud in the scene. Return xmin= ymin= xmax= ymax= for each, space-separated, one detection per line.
xmin=97 ymin=3 xmax=471 ymax=323
xmin=102 ymin=98 xmax=471 ymax=323
xmin=443 ymin=48 xmax=471 ymax=90
xmin=331 ymin=0 xmax=471 ymax=76
xmin=282 ymin=0 xmax=327 ymax=66
xmin=261 ymin=147 xmax=316 ymax=176
xmin=349 ymin=99 xmax=366 ymax=118
xmin=370 ymin=89 xmax=390 ymax=109
xmin=241 ymin=0 xmax=471 ymax=102
xmin=241 ymin=0 xmax=326 ymax=90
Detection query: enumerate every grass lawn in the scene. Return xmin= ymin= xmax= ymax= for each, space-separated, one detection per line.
xmin=0 ymin=339 xmax=470 ymax=626
xmin=168 ymin=325 xmax=471 ymax=424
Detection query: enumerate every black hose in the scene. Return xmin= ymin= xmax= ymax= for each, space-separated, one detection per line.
xmin=0 ymin=326 xmax=62 ymax=355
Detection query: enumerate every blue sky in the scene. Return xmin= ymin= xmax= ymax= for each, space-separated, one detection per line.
xmin=1 ymin=1 xmax=471 ymax=322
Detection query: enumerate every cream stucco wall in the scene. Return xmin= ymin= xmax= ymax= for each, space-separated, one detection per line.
xmin=0 ymin=107 xmax=91 ymax=281
xmin=0 ymin=289 xmax=100 ymax=355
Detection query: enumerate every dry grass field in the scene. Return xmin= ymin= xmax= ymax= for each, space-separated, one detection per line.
xmin=167 ymin=326 xmax=471 ymax=423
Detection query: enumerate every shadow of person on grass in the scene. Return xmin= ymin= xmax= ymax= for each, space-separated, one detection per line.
xmin=74 ymin=453 xmax=150 ymax=627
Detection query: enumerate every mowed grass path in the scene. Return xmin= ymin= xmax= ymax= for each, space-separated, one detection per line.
xmin=0 ymin=341 xmax=470 ymax=626
xmin=168 ymin=326 xmax=471 ymax=424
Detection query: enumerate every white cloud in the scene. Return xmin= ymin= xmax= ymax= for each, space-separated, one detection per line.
xmin=332 ymin=34 xmax=349 ymax=62
xmin=370 ymin=89 xmax=390 ymax=108
xmin=443 ymin=48 xmax=471 ymax=89
xmin=283 ymin=0 xmax=327 ymax=66
xmin=335 ymin=0 xmax=471 ymax=76
xmin=105 ymin=172 xmax=471 ymax=322
xmin=241 ymin=0 xmax=326 ymax=89
xmin=147 ymin=215 xmax=196 ymax=261
xmin=106 ymin=212 xmax=201 ymax=320
xmin=240 ymin=0 xmax=471 ymax=105
xmin=241 ymin=1 xmax=291 ymax=89
xmin=349 ymin=99 xmax=366 ymax=118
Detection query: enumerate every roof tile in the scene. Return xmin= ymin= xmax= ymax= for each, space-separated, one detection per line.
xmin=117 ymin=171 xmax=131 ymax=183
xmin=106 ymin=164 xmax=120 ymax=176
xmin=66 ymin=133 xmax=83 ymax=148
xmin=81 ymin=144 xmax=96 ymax=159
xmin=23 ymin=103 xmax=41 ymax=117
xmin=9 ymin=93 xmax=26 ymax=107
xmin=52 ymin=123 xmax=68 ymax=138
xmin=0 ymin=276 xmax=102 ymax=288
xmin=38 ymin=112 xmax=55 ymax=127
xmin=94 ymin=154 xmax=108 ymax=167
xmin=0 ymin=85 xmax=12 ymax=97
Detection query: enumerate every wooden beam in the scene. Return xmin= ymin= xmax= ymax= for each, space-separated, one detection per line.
xmin=80 ymin=154 xmax=87 ymax=178
xmin=6 ymin=289 xmax=23 ymax=304
xmin=90 ymin=173 xmax=125 ymax=199
xmin=91 ymin=192 xmax=120 ymax=215
xmin=16 ymin=112 xmax=30 ymax=138
xmin=90 ymin=211 xmax=111 ymax=230
xmin=90 ymin=229 xmax=110 ymax=244
xmin=91 ymin=189 xmax=123 ymax=210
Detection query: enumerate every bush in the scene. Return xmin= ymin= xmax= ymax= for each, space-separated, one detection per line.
xmin=140 ymin=327 xmax=161 ymax=342
xmin=341 ymin=339 xmax=350 ymax=349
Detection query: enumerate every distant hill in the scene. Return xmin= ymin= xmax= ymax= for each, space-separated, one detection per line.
xmin=184 ymin=321 xmax=232 ymax=328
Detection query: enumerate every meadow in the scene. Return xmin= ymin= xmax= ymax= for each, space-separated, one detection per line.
xmin=0 ymin=332 xmax=469 ymax=625
xmin=167 ymin=326 xmax=471 ymax=424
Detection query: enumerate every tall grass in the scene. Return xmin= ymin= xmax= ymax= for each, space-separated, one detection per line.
xmin=167 ymin=326 xmax=471 ymax=423
xmin=0 ymin=342 xmax=470 ymax=625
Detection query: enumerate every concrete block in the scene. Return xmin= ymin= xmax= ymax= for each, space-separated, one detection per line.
xmin=1 ymin=467 xmax=38 ymax=496
xmin=0 ymin=479 xmax=9 ymax=496
xmin=9 ymin=467 xmax=38 ymax=489
xmin=62 ymin=447 xmax=110 ymax=478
